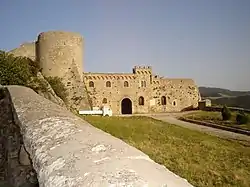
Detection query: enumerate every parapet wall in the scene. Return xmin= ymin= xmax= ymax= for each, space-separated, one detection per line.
xmin=9 ymin=42 xmax=36 ymax=61
xmin=2 ymin=85 xmax=193 ymax=187
xmin=0 ymin=86 xmax=38 ymax=187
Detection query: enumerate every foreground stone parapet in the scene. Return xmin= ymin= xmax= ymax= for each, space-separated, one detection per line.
xmin=7 ymin=85 xmax=193 ymax=187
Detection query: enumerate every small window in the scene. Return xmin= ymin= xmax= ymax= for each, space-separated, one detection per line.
xmin=106 ymin=81 xmax=111 ymax=87
xmin=139 ymin=96 xmax=144 ymax=105
xmin=102 ymin=98 xmax=107 ymax=104
xmin=161 ymin=96 xmax=166 ymax=105
xmin=89 ymin=81 xmax=94 ymax=87
xmin=141 ymin=81 xmax=146 ymax=87
xmin=124 ymin=81 xmax=129 ymax=87
xmin=173 ymin=101 xmax=176 ymax=106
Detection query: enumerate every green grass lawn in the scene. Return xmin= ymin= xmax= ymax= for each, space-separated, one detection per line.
xmin=183 ymin=111 xmax=250 ymax=131
xmin=81 ymin=115 xmax=250 ymax=187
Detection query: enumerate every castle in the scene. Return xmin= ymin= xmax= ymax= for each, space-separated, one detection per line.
xmin=9 ymin=31 xmax=201 ymax=114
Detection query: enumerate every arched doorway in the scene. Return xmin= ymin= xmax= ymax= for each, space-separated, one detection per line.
xmin=121 ymin=98 xmax=132 ymax=114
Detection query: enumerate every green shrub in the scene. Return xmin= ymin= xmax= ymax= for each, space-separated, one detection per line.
xmin=27 ymin=77 xmax=48 ymax=93
xmin=221 ymin=105 xmax=231 ymax=120
xmin=236 ymin=111 xmax=249 ymax=125
xmin=44 ymin=76 xmax=68 ymax=103
xmin=0 ymin=51 xmax=40 ymax=86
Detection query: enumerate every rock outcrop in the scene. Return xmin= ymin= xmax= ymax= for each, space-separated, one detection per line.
xmin=36 ymin=72 xmax=67 ymax=109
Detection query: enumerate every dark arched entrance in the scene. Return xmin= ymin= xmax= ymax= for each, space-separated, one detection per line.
xmin=121 ymin=98 xmax=132 ymax=114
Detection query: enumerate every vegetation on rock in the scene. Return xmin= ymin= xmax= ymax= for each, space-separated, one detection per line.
xmin=44 ymin=76 xmax=68 ymax=103
xmin=0 ymin=50 xmax=67 ymax=104
xmin=0 ymin=51 xmax=40 ymax=86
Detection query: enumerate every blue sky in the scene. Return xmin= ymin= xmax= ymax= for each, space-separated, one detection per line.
xmin=1 ymin=0 xmax=250 ymax=90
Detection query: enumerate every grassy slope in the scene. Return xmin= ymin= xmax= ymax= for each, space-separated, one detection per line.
xmin=82 ymin=115 xmax=250 ymax=187
xmin=183 ymin=111 xmax=250 ymax=131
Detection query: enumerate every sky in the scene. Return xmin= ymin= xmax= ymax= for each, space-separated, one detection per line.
xmin=0 ymin=0 xmax=250 ymax=91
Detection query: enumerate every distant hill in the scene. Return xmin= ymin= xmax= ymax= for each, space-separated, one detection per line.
xmin=199 ymin=87 xmax=250 ymax=109
xmin=199 ymin=87 xmax=250 ymax=98
xmin=211 ymin=95 xmax=250 ymax=109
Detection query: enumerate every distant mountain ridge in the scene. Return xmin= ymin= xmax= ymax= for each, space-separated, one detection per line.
xmin=199 ymin=87 xmax=250 ymax=98
xmin=199 ymin=87 xmax=250 ymax=109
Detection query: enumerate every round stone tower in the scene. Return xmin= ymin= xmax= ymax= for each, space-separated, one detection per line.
xmin=37 ymin=31 xmax=83 ymax=79
xmin=36 ymin=31 xmax=90 ymax=110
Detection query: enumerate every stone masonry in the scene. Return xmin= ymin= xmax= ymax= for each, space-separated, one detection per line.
xmin=5 ymin=85 xmax=193 ymax=187
xmin=9 ymin=30 xmax=201 ymax=114
xmin=0 ymin=86 xmax=38 ymax=187
xmin=84 ymin=66 xmax=201 ymax=114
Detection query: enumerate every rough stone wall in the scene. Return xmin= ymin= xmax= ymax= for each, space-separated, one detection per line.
xmin=151 ymin=78 xmax=201 ymax=112
xmin=7 ymin=85 xmax=193 ymax=187
xmin=84 ymin=66 xmax=201 ymax=115
xmin=36 ymin=31 xmax=90 ymax=110
xmin=8 ymin=42 xmax=36 ymax=61
xmin=0 ymin=86 xmax=38 ymax=187
xmin=84 ymin=69 xmax=153 ymax=114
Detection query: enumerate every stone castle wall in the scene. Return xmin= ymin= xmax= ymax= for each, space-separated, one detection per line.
xmin=9 ymin=31 xmax=90 ymax=110
xmin=9 ymin=42 xmax=36 ymax=61
xmin=8 ymin=31 xmax=200 ymax=113
xmin=84 ymin=66 xmax=200 ymax=114
xmin=36 ymin=31 xmax=89 ymax=110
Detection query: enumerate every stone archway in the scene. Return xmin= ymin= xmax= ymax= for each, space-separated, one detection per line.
xmin=121 ymin=98 xmax=132 ymax=114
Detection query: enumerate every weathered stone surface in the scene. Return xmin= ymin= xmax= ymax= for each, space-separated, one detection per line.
xmin=8 ymin=85 xmax=193 ymax=187
xmin=8 ymin=42 xmax=36 ymax=61
xmin=0 ymin=86 xmax=38 ymax=187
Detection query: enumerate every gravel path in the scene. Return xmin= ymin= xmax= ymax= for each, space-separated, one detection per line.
xmin=149 ymin=114 xmax=250 ymax=143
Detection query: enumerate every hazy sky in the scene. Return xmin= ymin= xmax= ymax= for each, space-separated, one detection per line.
xmin=1 ymin=0 xmax=250 ymax=90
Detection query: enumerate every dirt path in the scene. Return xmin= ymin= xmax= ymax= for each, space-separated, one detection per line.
xmin=149 ymin=114 xmax=250 ymax=143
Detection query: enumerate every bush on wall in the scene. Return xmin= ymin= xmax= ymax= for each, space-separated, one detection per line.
xmin=0 ymin=50 xmax=68 ymax=103
xmin=0 ymin=51 xmax=40 ymax=86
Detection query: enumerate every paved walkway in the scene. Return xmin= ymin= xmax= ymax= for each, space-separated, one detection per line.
xmin=149 ymin=114 xmax=250 ymax=143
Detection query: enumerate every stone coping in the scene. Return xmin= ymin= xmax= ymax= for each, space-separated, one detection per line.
xmin=7 ymin=85 xmax=193 ymax=187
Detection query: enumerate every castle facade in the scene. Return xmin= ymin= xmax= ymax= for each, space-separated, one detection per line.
xmin=10 ymin=31 xmax=201 ymax=114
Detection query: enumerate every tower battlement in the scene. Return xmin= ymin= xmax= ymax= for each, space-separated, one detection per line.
xmin=132 ymin=65 xmax=152 ymax=75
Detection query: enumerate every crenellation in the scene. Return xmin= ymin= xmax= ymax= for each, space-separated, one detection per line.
xmin=9 ymin=30 xmax=201 ymax=113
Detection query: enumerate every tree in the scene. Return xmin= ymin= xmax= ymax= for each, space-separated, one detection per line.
xmin=221 ymin=105 xmax=231 ymax=120
xmin=236 ymin=111 xmax=249 ymax=125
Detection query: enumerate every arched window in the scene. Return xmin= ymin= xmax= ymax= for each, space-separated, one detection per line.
xmin=161 ymin=96 xmax=166 ymax=105
xmin=106 ymin=81 xmax=111 ymax=87
xmin=139 ymin=96 xmax=144 ymax=105
xmin=89 ymin=81 xmax=94 ymax=87
xmin=140 ymin=81 xmax=146 ymax=87
xmin=124 ymin=81 xmax=129 ymax=87
xmin=173 ymin=101 xmax=176 ymax=106
xmin=102 ymin=98 xmax=107 ymax=104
